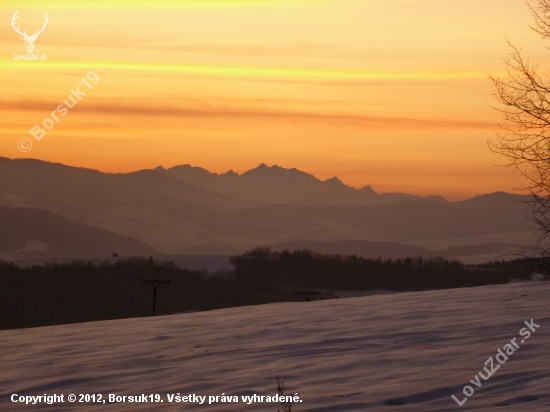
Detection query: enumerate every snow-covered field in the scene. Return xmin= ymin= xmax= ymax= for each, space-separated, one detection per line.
xmin=1 ymin=282 xmax=549 ymax=411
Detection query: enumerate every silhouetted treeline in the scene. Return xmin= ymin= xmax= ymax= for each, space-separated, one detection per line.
xmin=473 ymin=257 xmax=550 ymax=280
xmin=0 ymin=258 xmax=260 ymax=330
xmin=231 ymin=249 xmax=509 ymax=292
xmin=0 ymin=251 xmax=512 ymax=330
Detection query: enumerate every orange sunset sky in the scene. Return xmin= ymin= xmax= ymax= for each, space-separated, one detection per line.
xmin=0 ymin=0 xmax=547 ymax=200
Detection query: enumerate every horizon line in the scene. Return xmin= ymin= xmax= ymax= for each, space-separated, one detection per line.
xmin=2 ymin=155 xmax=525 ymax=202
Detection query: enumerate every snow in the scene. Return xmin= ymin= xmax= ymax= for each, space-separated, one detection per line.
xmin=1 ymin=282 xmax=550 ymax=411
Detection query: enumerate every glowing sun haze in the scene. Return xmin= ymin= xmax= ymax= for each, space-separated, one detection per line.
xmin=0 ymin=0 xmax=545 ymax=199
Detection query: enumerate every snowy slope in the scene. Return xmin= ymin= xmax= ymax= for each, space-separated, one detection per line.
xmin=1 ymin=282 xmax=549 ymax=411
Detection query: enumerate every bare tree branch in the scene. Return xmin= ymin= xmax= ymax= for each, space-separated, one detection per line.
xmin=489 ymin=1 xmax=550 ymax=260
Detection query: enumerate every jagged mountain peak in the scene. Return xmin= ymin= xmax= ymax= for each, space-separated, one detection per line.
xmin=241 ymin=163 xmax=317 ymax=181
xmin=150 ymin=160 xmax=447 ymax=206
xmin=359 ymin=185 xmax=378 ymax=195
xmin=324 ymin=176 xmax=344 ymax=186
xmin=222 ymin=169 xmax=239 ymax=177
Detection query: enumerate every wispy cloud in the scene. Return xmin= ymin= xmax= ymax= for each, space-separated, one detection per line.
xmin=0 ymin=99 xmax=495 ymax=131
xmin=0 ymin=59 xmax=485 ymax=83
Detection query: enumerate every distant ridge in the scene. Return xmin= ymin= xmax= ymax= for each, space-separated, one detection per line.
xmin=0 ymin=157 xmax=533 ymax=262
xmin=263 ymin=239 xmax=529 ymax=262
xmin=159 ymin=162 xmax=444 ymax=207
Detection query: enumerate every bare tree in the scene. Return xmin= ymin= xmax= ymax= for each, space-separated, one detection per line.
xmin=489 ymin=0 xmax=550 ymax=263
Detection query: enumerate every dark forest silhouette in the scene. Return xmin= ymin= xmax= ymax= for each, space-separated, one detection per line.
xmin=1 ymin=250 xmax=539 ymax=330
xmin=231 ymin=249 xmax=511 ymax=292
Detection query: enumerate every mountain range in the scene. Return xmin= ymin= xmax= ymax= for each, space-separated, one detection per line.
xmin=156 ymin=163 xmax=445 ymax=207
xmin=0 ymin=157 xmax=535 ymax=264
